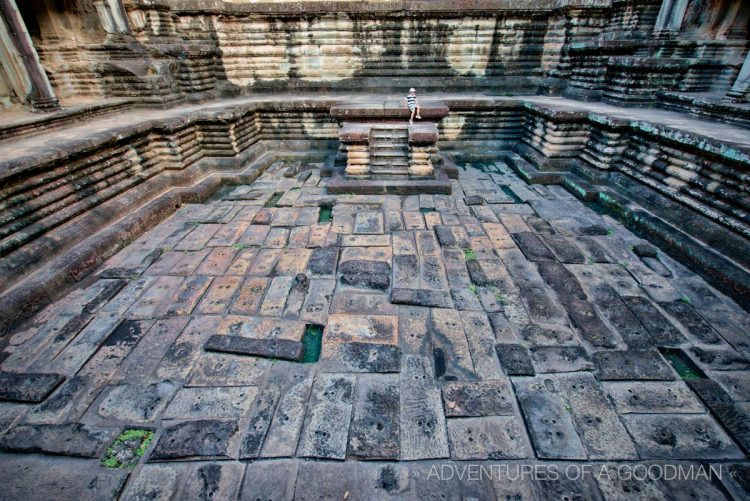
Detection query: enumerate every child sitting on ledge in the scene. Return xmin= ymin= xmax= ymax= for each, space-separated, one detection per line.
xmin=404 ymin=88 xmax=422 ymax=124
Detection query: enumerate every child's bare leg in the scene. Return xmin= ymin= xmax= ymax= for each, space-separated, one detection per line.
xmin=410 ymin=109 xmax=415 ymax=124
xmin=416 ymin=106 xmax=421 ymax=119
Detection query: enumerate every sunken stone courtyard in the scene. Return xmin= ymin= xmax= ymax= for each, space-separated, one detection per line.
xmin=1 ymin=1 xmax=750 ymax=500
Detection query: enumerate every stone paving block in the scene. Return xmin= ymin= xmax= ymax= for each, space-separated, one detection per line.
xmin=207 ymin=221 xmax=250 ymax=247
xmin=398 ymin=306 xmax=430 ymax=356
xmin=466 ymin=259 xmax=512 ymax=289
xmin=0 ymin=371 xmax=65 ymax=403
xmin=341 ymin=234 xmax=391 ymax=247
xmin=175 ymin=223 xmax=221 ymax=251
xmin=390 ymin=288 xmax=454 ymax=308
xmin=164 ymin=386 xmax=258 ymax=420
xmin=519 ymin=323 xmax=577 ymax=346
xmin=339 ymin=259 xmax=391 ymax=290
xmin=513 ymin=377 xmax=586 ymax=460
xmin=239 ymin=376 xmax=283 ymax=459
xmin=354 ymin=211 xmax=384 ymax=234
xmin=399 ymin=355 xmax=450 ymax=460
xmin=539 ymin=233 xmax=586 ymax=263
xmin=593 ymin=349 xmax=676 ymax=381
xmin=24 ymin=375 xmax=101 ymax=425
xmin=271 ymin=207 xmax=301 ymax=226
xmin=195 ymin=246 xmax=237 ymax=275
xmin=554 ymin=373 xmax=638 ymax=460
xmin=264 ymin=227 xmax=290 ymax=248
xmin=298 ymin=373 xmax=356 ymax=459
xmin=441 ymin=249 xmax=472 ymax=288
xmin=537 ymin=260 xmax=588 ymax=301
xmin=326 ymin=313 xmax=397 ymax=345
xmin=621 ymin=296 xmax=687 ymax=347
xmin=431 ymin=309 xmax=477 ymax=381
xmin=155 ymin=316 xmax=220 ymax=382
xmin=689 ymin=347 xmax=750 ymax=370
xmin=301 ymin=278 xmax=335 ymax=325
xmin=575 ymin=237 xmax=613 ymax=263
xmin=150 ymin=419 xmax=239 ymax=461
xmin=402 ymin=211 xmax=425 ymax=230
xmin=622 ymin=414 xmax=743 ymax=459
xmin=709 ymin=370 xmax=750 ymax=402
xmin=415 ymin=230 xmax=439 ymax=255
xmin=687 ymin=378 xmax=750 ymax=454
xmin=434 ymin=225 xmax=469 ymax=248
xmin=128 ymin=275 xmax=184 ymax=319
xmin=460 ymin=310 xmax=503 ymax=379
xmin=348 ymin=374 xmax=400 ymax=460
xmin=321 ymin=341 xmax=401 ymax=373
xmin=77 ymin=318 xmax=153 ymax=379
xmin=530 ymin=346 xmax=594 ymax=373
xmin=441 ymin=379 xmax=514 ymax=417
xmin=170 ymin=249 xmax=213 ymax=277
xmin=482 ymin=222 xmax=516 ymax=249
xmin=305 ymin=222 xmax=330 ymax=248
xmin=289 ymin=226 xmax=310 ymax=247
xmin=393 ymin=254 xmax=419 ymax=289
xmin=451 ymin=288 xmax=483 ymax=311
xmin=205 ymin=334 xmax=304 ymax=361
xmin=240 ymin=459 xmax=299 ymax=500
xmin=419 ymin=255 xmax=449 ymax=290
xmin=226 ymin=247 xmax=259 ymax=275
xmin=307 ymin=246 xmax=338 ymax=276
xmin=177 ymin=462 xmax=244 ymax=500
xmin=659 ymin=300 xmax=723 ymax=345
xmin=163 ymin=275 xmax=212 ymax=317
xmin=276 ymin=248 xmax=312 ymax=275
xmin=111 ymin=317 xmax=189 ymax=384
xmin=260 ymin=276 xmax=294 ymax=316
xmin=392 ymin=230 xmax=417 ymax=255
xmin=294 ymin=460 xmax=360 ymax=501
xmin=197 ymin=276 xmax=243 ymax=314
xmin=563 ymin=298 xmax=618 ymax=348
xmin=253 ymin=208 xmax=276 ymax=225
xmin=237 ymin=224 xmax=270 ymax=246
xmin=447 ymin=416 xmax=533 ymax=460
xmin=512 ymin=231 xmax=555 ymax=261
xmin=0 ymin=453 xmax=129 ymax=501
xmin=0 ymin=423 xmax=116 ymax=458
xmin=496 ymin=344 xmax=535 ymax=376
xmin=594 ymin=297 xmax=652 ymax=349
xmin=187 ymin=352 xmax=270 ymax=387
xmin=603 ymin=381 xmax=704 ymax=414
xmin=99 ymin=276 xmax=157 ymax=317
xmin=330 ymin=291 xmax=397 ymax=315
xmin=261 ymin=364 xmax=315 ymax=458
xmin=90 ymin=381 xmax=176 ymax=424
xmin=230 ymin=277 xmax=270 ymax=315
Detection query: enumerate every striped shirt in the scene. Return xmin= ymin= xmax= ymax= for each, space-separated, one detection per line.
xmin=406 ymin=94 xmax=417 ymax=109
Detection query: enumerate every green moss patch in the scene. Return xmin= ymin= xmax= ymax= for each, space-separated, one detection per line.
xmin=463 ymin=248 xmax=476 ymax=261
xmin=302 ymin=324 xmax=324 ymax=363
xmin=102 ymin=429 xmax=154 ymax=469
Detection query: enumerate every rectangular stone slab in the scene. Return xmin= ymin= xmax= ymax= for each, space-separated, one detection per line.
xmin=0 ymin=423 xmax=116 ymax=458
xmin=511 ymin=232 xmax=555 ymax=261
xmin=447 ymin=416 xmax=533 ymax=460
xmin=163 ymin=386 xmax=258 ymax=420
xmin=205 ymin=335 xmax=304 ymax=362
xmin=431 ymin=309 xmax=477 ymax=381
xmin=687 ymin=378 xmax=750 ymax=455
xmin=495 ymin=344 xmax=535 ymax=376
xmin=260 ymin=365 xmax=315 ymax=458
xmin=348 ymin=374 xmax=400 ymax=460
xmin=0 ymin=371 xmax=65 ymax=403
xmin=390 ymin=288 xmax=454 ymax=308
xmin=622 ymin=414 xmax=743 ymax=460
xmin=240 ymin=459 xmax=299 ymax=501
xmin=239 ymin=381 xmax=282 ymax=459
xmin=603 ymin=381 xmax=704 ymax=414
xmin=149 ymin=419 xmax=239 ymax=461
xmin=320 ymin=342 xmax=400 ymax=373
xmin=621 ymin=296 xmax=686 ymax=346
xmin=441 ymin=379 xmax=515 ymax=417
xmin=297 ymin=373 xmax=355 ymax=460
xmin=399 ymin=355 xmax=449 ymax=460
xmin=513 ymin=377 xmax=586 ymax=460
xmin=593 ymin=349 xmax=676 ymax=381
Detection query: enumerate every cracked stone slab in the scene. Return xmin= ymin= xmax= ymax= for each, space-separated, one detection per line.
xmin=0 ymin=453 xmax=129 ymax=501
xmin=447 ymin=416 xmax=533 ymax=460
xmin=621 ymin=296 xmax=687 ymax=346
xmin=0 ymin=423 xmax=117 ymax=458
xmin=530 ymin=346 xmax=594 ymax=373
xmin=431 ymin=309 xmax=476 ymax=381
xmin=553 ymin=372 xmax=638 ymax=460
xmin=163 ymin=386 xmax=258 ymax=420
xmin=659 ymin=301 xmax=723 ymax=345
xmin=0 ymin=371 xmax=65 ymax=403
xmin=239 ymin=378 xmax=282 ymax=459
xmin=339 ymin=260 xmax=391 ymax=290
xmin=511 ymin=232 xmax=555 ymax=261
xmin=149 ymin=419 xmax=239 ymax=461
xmin=519 ymin=323 xmax=577 ymax=346
xmin=348 ymin=374 xmax=400 ymax=460
xmin=399 ymin=355 xmax=449 ymax=460
xmin=325 ymin=314 xmax=398 ymax=345
xmin=593 ymin=349 xmax=676 ymax=381
xmin=622 ymin=414 xmax=743 ymax=460
xmin=441 ymin=379 xmax=514 ymax=417
xmin=260 ymin=364 xmax=315 ymax=458
xmin=495 ymin=344 xmax=535 ymax=376
xmin=594 ymin=297 xmax=652 ymax=349
xmin=187 ymin=352 xmax=270 ymax=387
xmin=562 ymin=298 xmax=618 ymax=348
xmin=390 ymin=288 xmax=454 ymax=308
xmin=297 ymin=373 xmax=355 ymax=460
xmin=513 ymin=377 xmax=586 ymax=460
xmin=603 ymin=381 xmax=704 ymax=414
xmin=688 ymin=347 xmax=750 ymax=370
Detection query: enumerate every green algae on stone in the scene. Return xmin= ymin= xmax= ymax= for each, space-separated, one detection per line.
xmin=463 ymin=248 xmax=476 ymax=261
xmin=660 ymin=349 xmax=705 ymax=381
xmin=318 ymin=205 xmax=333 ymax=223
xmin=102 ymin=428 xmax=154 ymax=469
xmin=301 ymin=324 xmax=324 ymax=363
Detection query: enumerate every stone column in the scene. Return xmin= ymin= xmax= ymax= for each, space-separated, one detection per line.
xmin=725 ymin=48 xmax=750 ymax=102
xmin=0 ymin=0 xmax=59 ymax=111
xmin=95 ymin=0 xmax=130 ymax=35
xmin=653 ymin=0 xmax=689 ymax=33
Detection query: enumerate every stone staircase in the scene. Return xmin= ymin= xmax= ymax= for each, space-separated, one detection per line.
xmin=369 ymin=127 xmax=409 ymax=177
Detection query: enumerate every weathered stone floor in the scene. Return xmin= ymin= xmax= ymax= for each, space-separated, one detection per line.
xmin=1 ymin=159 xmax=749 ymax=499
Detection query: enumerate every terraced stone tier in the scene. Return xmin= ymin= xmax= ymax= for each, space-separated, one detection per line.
xmin=1 ymin=160 xmax=748 ymax=499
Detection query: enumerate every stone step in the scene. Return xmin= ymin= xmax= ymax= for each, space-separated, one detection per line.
xmin=371 ymin=159 xmax=410 ymax=168
xmin=371 ymin=149 xmax=409 ymax=157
